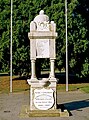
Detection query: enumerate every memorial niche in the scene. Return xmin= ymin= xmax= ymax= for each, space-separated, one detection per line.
xmin=27 ymin=10 xmax=57 ymax=111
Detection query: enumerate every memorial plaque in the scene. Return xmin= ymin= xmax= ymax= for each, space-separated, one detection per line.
xmin=34 ymin=88 xmax=54 ymax=110
xmin=36 ymin=39 xmax=49 ymax=58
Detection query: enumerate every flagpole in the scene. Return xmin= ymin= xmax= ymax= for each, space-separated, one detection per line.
xmin=10 ymin=0 xmax=13 ymax=93
xmin=65 ymin=0 xmax=68 ymax=91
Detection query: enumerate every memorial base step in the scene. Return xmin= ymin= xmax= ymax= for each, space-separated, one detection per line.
xmin=19 ymin=105 xmax=70 ymax=117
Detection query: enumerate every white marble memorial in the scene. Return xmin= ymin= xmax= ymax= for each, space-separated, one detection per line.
xmin=27 ymin=10 xmax=58 ymax=111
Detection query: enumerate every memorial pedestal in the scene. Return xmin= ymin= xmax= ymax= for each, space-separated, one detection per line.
xmin=27 ymin=78 xmax=57 ymax=111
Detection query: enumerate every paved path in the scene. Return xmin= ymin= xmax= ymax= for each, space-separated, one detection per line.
xmin=0 ymin=90 xmax=89 ymax=120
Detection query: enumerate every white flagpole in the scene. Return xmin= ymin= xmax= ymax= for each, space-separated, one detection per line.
xmin=10 ymin=0 xmax=13 ymax=92
xmin=65 ymin=0 xmax=68 ymax=91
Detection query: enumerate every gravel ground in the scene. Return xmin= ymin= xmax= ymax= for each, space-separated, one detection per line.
xmin=0 ymin=90 xmax=89 ymax=120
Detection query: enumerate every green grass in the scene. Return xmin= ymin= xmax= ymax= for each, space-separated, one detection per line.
xmin=80 ymin=86 xmax=89 ymax=93
xmin=0 ymin=75 xmax=89 ymax=93
xmin=57 ymin=84 xmax=89 ymax=93
xmin=0 ymin=76 xmax=29 ymax=94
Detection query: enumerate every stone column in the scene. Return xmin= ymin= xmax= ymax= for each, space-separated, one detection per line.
xmin=50 ymin=59 xmax=55 ymax=78
xmin=31 ymin=59 xmax=36 ymax=79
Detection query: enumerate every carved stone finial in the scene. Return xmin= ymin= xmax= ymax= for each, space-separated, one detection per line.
xmin=39 ymin=10 xmax=44 ymax=15
xmin=33 ymin=10 xmax=49 ymax=31
xmin=34 ymin=10 xmax=49 ymax=23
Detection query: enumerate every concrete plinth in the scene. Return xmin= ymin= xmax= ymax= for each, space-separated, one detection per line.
xmin=20 ymin=105 xmax=69 ymax=117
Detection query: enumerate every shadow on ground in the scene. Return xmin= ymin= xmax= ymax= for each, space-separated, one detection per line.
xmin=64 ymin=99 xmax=89 ymax=111
xmin=57 ymin=99 xmax=89 ymax=116
xmin=55 ymin=72 xmax=89 ymax=84
xmin=3 ymin=71 xmax=88 ymax=84
xmin=0 ymin=73 xmax=9 ymax=76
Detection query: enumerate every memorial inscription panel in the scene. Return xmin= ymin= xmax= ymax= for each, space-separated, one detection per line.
xmin=34 ymin=88 xmax=54 ymax=110
xmin=36 ymin=39 xmax=49 ymax=58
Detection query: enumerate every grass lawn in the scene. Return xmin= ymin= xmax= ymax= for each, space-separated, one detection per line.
xmin=57 ymin=84 xmax=89 ymax=93
xmin=0 ymin=76 xmax=29 ymax=93
xmin=0 ymin=75 xmax=89 ymax=93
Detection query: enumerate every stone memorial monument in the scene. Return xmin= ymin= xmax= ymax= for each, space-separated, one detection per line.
xmin=27 ymin=10 xmax=69 ymax=117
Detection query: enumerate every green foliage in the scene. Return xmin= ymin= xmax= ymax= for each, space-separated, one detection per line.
xmin=67 ymin=0 xmax=89 ymax=78
xmin=0 ymin=0 xmax=10 ymax=72
xmin=81 ymin=59 xmax=89 ymax=78
xmin=0 ymin=0 xmax=89 ymax=78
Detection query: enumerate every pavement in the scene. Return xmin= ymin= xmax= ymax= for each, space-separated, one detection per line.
xmin=0 ymin=90 xmax=89 ymax=120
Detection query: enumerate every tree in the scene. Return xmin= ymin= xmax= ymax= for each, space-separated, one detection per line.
xmin=0 ymin=0 xmax=89 ymax=79
xmin=45 ymin=0 xmax=89 ymax=78
xmin=67 ymin=0 xmax=89 ymax=78
xmin=0 ymin=0 xmax=10 ymax=72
